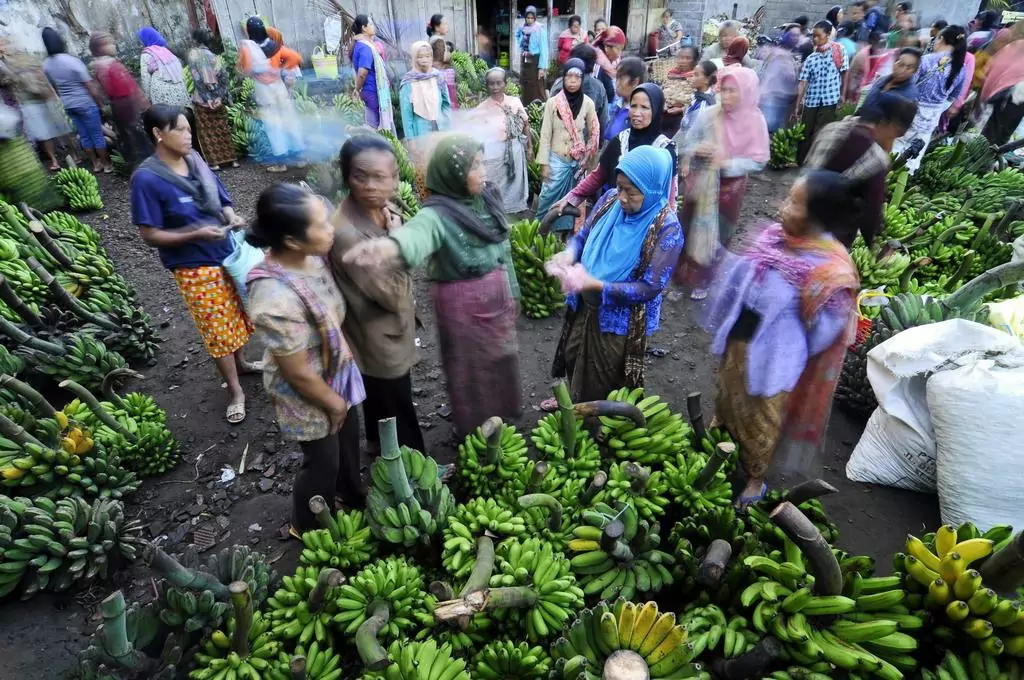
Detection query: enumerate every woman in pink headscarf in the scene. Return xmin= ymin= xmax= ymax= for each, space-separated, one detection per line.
xmin=593 ymin=26 xmax=626 ymax=102
xmin=677 ymin=65 xmax=769 ymax=297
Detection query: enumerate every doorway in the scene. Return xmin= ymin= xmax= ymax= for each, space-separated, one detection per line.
xmin=476 ymin=0 xmax=511 ymax=67
xmin=610 ymin=0 xmax=629 ymax=34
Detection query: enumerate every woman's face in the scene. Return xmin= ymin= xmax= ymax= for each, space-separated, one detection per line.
xmin=157 ymin=114 xmax=192 ymax=156
xmin=564 ymin=71 xmax=582 ymax=93
xmin=812 ymin=27 xmax=830 ymax=47
xmin=719 ymin=78 xmax=740 ymax=111
xmin=605 ymin=44 xmax=622 ymax=60
xmin=616 ymin=173 xmax=645 ymax=214
xmin=595 ymin=20 xmax=607 ymax=34
xmin=364 ymin=20 xmax=376 ymax=37
xmin=615 ymin=74 xmax=638 ymax=99
xmin=676 ymin=48 xmax=696 ymax=72
xmin=486 ymin=73 xmax=506 ymax=98
xmin=691 ymin=66 xmax=709 ymax=90
xmin=466 ymin=152 xmax=487 ymax=195
xmin=662 ymin=12 xmax=672 ymax=26
xmin=292 ymin=197 xmax=335 ymax=256
xmin=899 ymin=14 xmax=915 ymax=31
xmin=570 ymin=19 xmax=581 ymax=34
xmin=780 ymin=179 xmax=809 ymax=236
xmin=629 ymin=91 xmax=653 ymax=130
xmin=415 ymin=46 xmax=432 ymax=70
xmin=349 ymin=148 xmax=398 ymax=210
xmin=526 ymin=13 xmax=536 ymax=25
xmin=835 ymin=8 xmax=844 ymax=24
xmin=891 ymin=53 xmax=919 ymax=83
xmin=438 ymin=19 xmax=449 ymax=35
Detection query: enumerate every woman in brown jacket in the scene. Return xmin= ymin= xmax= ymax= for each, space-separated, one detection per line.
xmin=330 ymin=134 xmax=425 ymax=454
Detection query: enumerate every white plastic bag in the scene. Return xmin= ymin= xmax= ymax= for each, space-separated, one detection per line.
xmin=929 ymin=356 xmax=1024 ymax=530
xmin=845 ymin=319 xmax=1024 ymax=491
xmin=222 ymin=229 xmax=264 ymax=304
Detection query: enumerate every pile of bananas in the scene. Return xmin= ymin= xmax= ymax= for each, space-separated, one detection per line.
xmin=0 ymin=253 xmax=45 ymax=322
xmin=442 ymin=497 xmax=527 ymax=579
xmin=190 ymin=612 xmax=285 ymax=680
xmin=0 ymin=494 xmax=143 ymax=599
xmin=380 ymin=130 xmax=417 ymax=185
xmin=550 ymin=599 xmax=703 ymax=680
xmin=156 ymin=543 xmax=274 ymax=617
xmin=334 ymin=557 xmax=434 ymax=637
xmin=852 ymin=246 xmax=912 ymax=289
xmin=394 ymin=181 xmax=421 ymax=221
xmin=747 ymin=495 xmax=841 ymax=546
xmin=528 ymin=162 xmax=542 ymax=198
xmin=768 ymin=123 xmax=805 ymax=170
xmin=567 ymin=501 xmax=674 ymax=599
xmin=17 ymin=332 xmax=126 ymax=393
xmin=678 ymin=604 xmax=761 ymax=660
xmin=332 ymin=91 xmax=367 ymax=126
xmin=42 ymin=210 xmax=101 ymax=250
xmin=85 ymin=302 xmax=160 ymax=366
xmin=527 ymin=102 xmax=544 ymax=139
xmin=298 ymin=507 xmax=377 ymax=570
xmin=266 ymin=566 xmax=344 ymax=647
xmin=509 ymin=219 xmax=565 ymax=319
xmin=670 ymin=505 xmax=762 ymax=601
xmin=451 ymin=51 xmax=482 ymax=93
xmin=504 ymin=81 xmax=521 ymax=97
xmin=54 ymin=168 xmax=103 ymax=212
xmin=472 ymin=640 xmax=549 ymax=680
xmin=365 ymin=639 xmax=470 ymax=680
xmin=601 ymin=462 xmax=669 ymax=521
xmin=599 ymin=388 xmax=692 ymax=466
xmin=365 ymin=444 xmax=455 ymax=548
xmin=486 ymin=537 xmax=585 ymax=641
xmin=456 ymin=418 xmax=529 ymax=503
xmin=519 ymin=492 xmax=576 ymax=552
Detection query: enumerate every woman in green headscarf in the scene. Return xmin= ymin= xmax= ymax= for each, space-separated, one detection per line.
xmin=343 ymin=134 xmax=522 ymax=438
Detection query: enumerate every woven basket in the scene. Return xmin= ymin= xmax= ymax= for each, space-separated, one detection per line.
xmin=649 ymin=57 xmax=676 ymax=84
xmin=312 ymin=45 xmax=339 ymax=80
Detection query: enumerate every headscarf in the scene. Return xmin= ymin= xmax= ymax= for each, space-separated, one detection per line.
xmin=724 ymin=36 xmax=749 ymax=65
xmin=718 ymin=66 xmax=770 ymax=164
xmin=580 ymin=146 xmax=673 ymax=282
xmin=562 ymin=57 xmax=586 ymax=118
xmin=246 ymin=16 xmax=281 ymax=58
xmin=980 ymin=33 xmax=1024 ymax=102
xmin=423 ymin=134 xmax=508 ymax=243
xmin=521 ymin=6 xmax=543 ymax=36
xmin=41 ymin=28 xmax=65 ymax=56
xmin=402 ymin=41 xmax=442 ymax=121
xmin=599 ymin=83 xmax=664 ymax=182
xmin=138 ymin=28 xmax=184 ymax=83
xmin=826 ymin=6 xmax=843 ymax=28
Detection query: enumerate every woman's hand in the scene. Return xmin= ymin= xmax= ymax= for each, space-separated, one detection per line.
xmin=551 ymin=197 xmax=570 ymax=217
xmin=326 ymin=397 xmax=350 ymax=433
xmin=193 ymin=225 xmax=227 ymax=241
xmin=545 ymin=248 xmax=575 ymax=277
xmin=343 ymin=238 xmax=401 ymax=268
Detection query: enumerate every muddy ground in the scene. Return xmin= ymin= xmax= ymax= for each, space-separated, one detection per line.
xmin=0 ymin=164 xmax=939 ymax=679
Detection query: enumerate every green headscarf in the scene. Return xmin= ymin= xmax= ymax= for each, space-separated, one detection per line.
xmin=423 ymin=134 xmax=508 ymax=242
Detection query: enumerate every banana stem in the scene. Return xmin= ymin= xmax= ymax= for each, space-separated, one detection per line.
xmin=0 ymin=374 xmax=57 ymax=418
xmin=780 ymin=479 xmax=839 ymax=508
xmin=98 ymin=590 xmax=148 ymax=669
xmin=24 ymin=257 xmax=120 ymax=332
xmin=0 ymin=315 xmax=65 ymax=354
xmin=580 ymin=471 xmax=607 ymax=506
xmin=229 ymin=581 xmax=253 ymax=657
xmin=308 ymin=496 xmax=341 ymax=540
xmin=693 ymin=442 xmax=735 ymax=491
xmin=623 ymin=463 xmax=649 ymax=494
xmin=971 ymin=213 xmax=998 ymax=251
xmin=552 ymin=380 xmax=576 ymax=458
xmin=308 ymin=568 xmax=343 ymax=613
xmin=949 ymin=250 xmax=976 ymax=288
xmin=686 ymin=392 xmax=707 ymax=444
xmin=355 ymin=601 xmax=391 ymax=671
xmin=601 ymin=521 xmax=634 ymax=562
xmin=978 ymin=532 xmax=1024 ymax=593
xmin=459 ymin=535 xmax=496 ymax=597
xmin=289 ymin=657 xmax=308 ymax=680
xmin=943 ymin=260 xmax=1024 ymax=313
xmin=994 ymin=200 xmax=1023 ymax=241
xmin=0 ymin=276 xmax=42 ymax=327
xmin=433 ymin=586 xmax=539 ymax=621
xmin=142 ymin=543 xmax=230 ymax=600
xmin=573 ymin=400 xmax=646 ymax=428
xmin=527 ymin=461 xmax=549 ymax=491
xmin=697 ymin=539 xmax=733 ymax=588
xmin=518 ymin=493 xmax=563 ymax=532
xmin=24 ymin=209 xmax=74 ymax=268
xmin=100 ymin=368 xmax=143 ymax=409
xmin=769 ymin=502 xmax=843 ymax=596
xmin=59 ymin=379 xmax=136 ymax=441
xmin=480 ymin=416 xmax=504 ymax=467
xmin=1 ymin=203 xmax=32 ymax=242
xmin=378 ymin=417 xmax=414 ymax=503
xmin=0 ymin=412 xmax=44 ymax=447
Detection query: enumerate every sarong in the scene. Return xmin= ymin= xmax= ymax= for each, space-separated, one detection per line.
xmin=483 ymin=137 xmax=529 ymax=214
xmin=561 ymin=304 xmax=630 ymax=403
xmin=173 ymin=265 xmax=253 ymax=358
xmin=535 ymin=154 xmax=580 ymax=232
xmin=194 ymin=103 xmax=238 ymax=167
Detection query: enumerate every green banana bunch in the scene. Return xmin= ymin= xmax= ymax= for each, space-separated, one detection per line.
xmin=266 ymin=566 xmax=344 ymax=647
xmin=472 ymin=640 xmax=549 ymax=680
xmin=768 ymin=123 xmax=805 ymax=170
xmin=662 ymin=448 xmax=734 ymax=517
xmin=567 ymin=500 xmax=674 ymax=600
xmin=528 ymin=411 xmax=602 ymax=495
xmin=333 ymin=556 xmax=434 ymax=637
xmin=87 ymin=303 xmax=159 ymax=366
xmin=299 ymin=507 xmax=377 ymax=570
xmin=280 ymin=642 xmax=346 ymax=680
xmin=380 ymin=130 xmax=417 ymax=185
xmin=159 ymin=585 xmax=232 ymax=635
xmin=527 ymin=103 xmax=544 ymax=139
xmin=883 ymin=204 xmax=924 ymax=241
xmin=190 ymin=612 xmax=287 ymax=680
xmin=504 ymin=80 xmax=521 ymax=97
xmin=0 ymin=258 xmax=45 ymax=321
xmin=527 ymin=162 xmax=542 ymax=198
xmin=455 ymin=418 xmax=530 ymax=503
xmin=600 ymin=387 xmax=693 ymax=467
xmin=18 ymin=332 xmax=126 ymax=393
xmin=41 ymin=210 xmax=101 ymax=250
xmin=442 ymin=497 xmax=527 ymax=578
xmin=78 ymin=593 xmax=179 ymax=680
xmin=54 ymin=168 xmax=103 ymax=212
xmin=670 ymin=506 xmax=762 ymax=601
xmin=395 ymin=181 xmax=421 ymax=221
xmin=418 ymin=609 xmax=494 ymax=656
xmin=550 ymin=599 xmax=705 ymax=680
xmin=745 ymin=494 xmax=841 ymax=546
xmin=518 ymin=492 xmax=577 ymax=552
xmin=363 ymin=639 xmax=470 ymax=680
xmin=451 ymin=51 xmax=481 ymax=90
xmin=365 ymin=444 xmax=455 ymax=547
xmin=678 ymin=604 xmax=761 ymax=660
xmin=487 ymin=537 xmax=585 ymax=641
xmin=600 ymin=462 xmax=670 ymax=521
xmin=509 ymin=219 xmax=565 ymax=320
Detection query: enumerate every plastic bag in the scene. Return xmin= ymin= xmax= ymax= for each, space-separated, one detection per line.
xmin=929 ymin=355 xmax=1024 ymax=530
xmin=222 ymin=229 xmax=264 ymax=304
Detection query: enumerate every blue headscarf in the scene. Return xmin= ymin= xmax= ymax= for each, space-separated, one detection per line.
xmin=138 ymin=27 xmax=167 ymax=48
xmin=580 ymin=146 xmax=674 ymax=283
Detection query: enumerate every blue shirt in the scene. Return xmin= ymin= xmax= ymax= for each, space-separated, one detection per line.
xmin=799 ymin=48 xmax=849 ymax=108
xmin=130 ymin=167 xmax=235 ymax=270
xmin=605 ymin=102 xmax=630 ymax=142
xmin=352 ymin=40 xmax=377 ymax=96
xmin=860 ymin=76 xmax=918 ymax=111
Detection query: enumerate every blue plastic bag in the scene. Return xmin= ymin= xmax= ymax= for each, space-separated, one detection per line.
xmin=222 ymin=229 xmax=264 ymax=305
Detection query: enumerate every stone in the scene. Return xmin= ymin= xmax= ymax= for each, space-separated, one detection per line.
xmin=257 ymin=478 xmax=275 ymax=493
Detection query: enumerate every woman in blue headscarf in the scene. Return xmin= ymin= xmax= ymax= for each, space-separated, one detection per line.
xmin=138 ymin=27 xmax=190 ymax=108
xmin=546 ymin=145 xmax=683 ymax=403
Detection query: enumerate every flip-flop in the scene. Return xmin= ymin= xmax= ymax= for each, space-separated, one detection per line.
xmin=238 ymin=360 xmax=266 ymax=374
xmin=735 ymin=482 xmax=768 ymax=510
xmin=539 ymin=398 xmax=558 ymax=413
xmin=226 ymin=400 xmax=246 ymax=424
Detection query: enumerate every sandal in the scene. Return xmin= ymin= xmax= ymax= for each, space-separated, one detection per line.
xmin=226 ymin=399 xmax=246 ymax=424
xmin=735 ymin=482 xmax=768 ymax=510
xmin=539 ymin=398 xmax=558 ymax=413
xmin=690 ymin=288 xmax=708 ymax=301
xmin=237 ymin=359 xmax=266 ymax=374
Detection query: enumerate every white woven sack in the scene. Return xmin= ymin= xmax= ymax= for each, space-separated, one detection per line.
xmin=847 ymin=408 xmax=935 ymax=492
xmin=929 ymin=358 xmax=1024 ymax=531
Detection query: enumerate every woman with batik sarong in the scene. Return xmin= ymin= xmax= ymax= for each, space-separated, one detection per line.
xmin=398 ymin=41 xmax=451 ymax=139
xmin=535 ymin=58 xmax=599 ymax=234
xmin=188 ymin=29 xmax=239 ymax=170
xmin=544 ymin=146 xmax=683 ymax=404
xmin=342 ymin=135 xmax=521 ymax=438
xmin=701 ymin=171 xmax=859 ymax=506
xmin=474 ymin=67 xmax=531 ymax=214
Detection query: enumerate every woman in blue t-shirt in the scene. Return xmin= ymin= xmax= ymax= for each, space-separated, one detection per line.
xmin=351 ymin=15 xmax=395 ymax=133
xmin=130 ymin=104 xmax=260 ymax=424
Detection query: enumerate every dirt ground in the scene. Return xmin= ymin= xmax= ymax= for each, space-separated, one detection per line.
xmin=0 ymin=163 xmax=939 ymax=680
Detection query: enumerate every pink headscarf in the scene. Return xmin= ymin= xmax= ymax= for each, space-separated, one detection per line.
xmin=718 ymin=65 xmax=770 ymax=164
xmin=981 ymin=32 xmax=1024 ymax=102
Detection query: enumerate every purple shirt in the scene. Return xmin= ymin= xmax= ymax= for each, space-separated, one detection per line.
xmin=916 ymin=52 xmax=966 ymax=104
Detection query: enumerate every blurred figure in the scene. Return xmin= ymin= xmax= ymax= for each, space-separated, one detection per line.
xmin=594 ymin=26 xmax=627 ymax=102
xmin=826 ymin=6 xmax=844 ymax=35
xmin=398 ymin=41 xmax=452 ymax=139
xmin=806 ymin=93 xmax=918 ymax=247
xmin=329 ymin=135 xmax=424 ymax=454
xmin=604 ymin=56 xmax=645 ymax=140
xmin=847 ymin=31 xmax=891 ymax=105
xmin=517 ymin=6 xmax=550 ymax=103
xmin=836 ymin=20 xmax=858 ymax=59
xmin=704 ymin=21 xmax=756 ymax=68
xmin=758 ymin=36 xmax=800 ymax=135
xmin=859 ymin=46 xmax=921 ymax=110
xmin=138 ymin=28 xmax=191 ymax=108
xmin=892 ymin=25 xmax=967 ymax=173
xmin=428 ymin=15 xmax=458 ymax=110
xmin=42 ymin=27 xmax=111 ymax=173
xmin=666 ymin=44 xmax=700 ymax=79
xmin=474 ymin=67 xmax=530 ymax=213
xmin=265 ymin=27 xmax=303 ymax=87
xmin=927 ymin=20 xmax=948 ymax=52
xmin=187 ymin=28 xmax=239 ymax=171
xmin=0 ymin=101 xmax=62 ymax=210
xmin=551 ymin=44 xmax=608 ymax=139
xmin=972 ymin=26 xmax=1014 ymax=92
xmin=657 ymin=10 xmax=685 ymax=55
xmin=558 ymin=15 xmax=589 ymax=63
xmin=350 ymin=15 xmax=395 ymax=134
xmin=590 ymin=18 xmax=609 ymax=43
xmin=545 ymin=146 xmax=682 ymax=403
xmin=0 ymin=37 xmax=71 ymax=170
xmin=701 ymin=171 xmax=859 ymax=505
xmin=978 ymin=23 xmax=1024 ymax=145
xmin=679 ymin=66 xmax=769 ymax=297
xmin=796 ymin=21 xmax=849 ymax=164
xmin=239 ymin=16 xmax=305 ymax=171
xmin=476 ymin=27 xmax=496 ymax=68
xmin=967 ymin=10 xmax=1002 ymax=51
xmin=90 ymin=32 xmax=152 ymax=169
xmin=676 ymin=61 xmax=718 ymax=139
xmin=886 ymin=2 xmax=916 ymax=48
xmin=663 ymin=45 xmax=701 ymax=136
xmin=724 ymin=36 xmax=751 ymax=67
xmin=856 ymin=0 xmax=889 ymax=43
xmin=535 ymin=58 xmax=600 ymax=233
xmin=342 ymin=135 xmax=523 ymax=438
